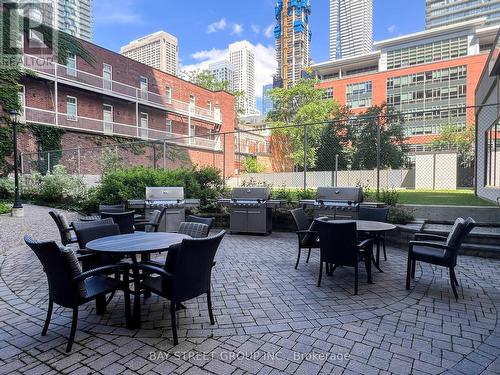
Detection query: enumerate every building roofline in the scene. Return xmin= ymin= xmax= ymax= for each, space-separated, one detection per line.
xmin=374 ymin=17 xmax=487 ymax=49
xmin=311 ymin=51 xmax=380 ymax=70
xmin=65 ymin=33 xmax=234 ymax=98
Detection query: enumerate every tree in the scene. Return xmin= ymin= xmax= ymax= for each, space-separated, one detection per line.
xmin=267 ymin=79 xmax=349 ymax=170
xmin=315 ymin=121 xmax=350 ymax=171
xmin=184 ymin=69 xmax=246 ymax=115
xmin=431 ymin=123 xmax=475 ymax=166
xmin=350 ymin=104 xmax=408 ymax=170
xmin=242 ymin=156 xmax=265 ymax=173
xmin=184 ymin=69 xmax=230 ymax=92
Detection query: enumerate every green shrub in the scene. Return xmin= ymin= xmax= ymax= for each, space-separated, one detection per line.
xmin=376 ymin=188 xmax=400 ymax=206
xmin=388 ymin=206 xmax=415 ymax=224
xmin=91 ymin=166 xmax=226 ymax=213
xmin=272 ymin=185 xmax=294 ymax=202
xmin=0 ymin=202 xmax=11 ymax=214
xmin=0 ymin=178 xmax=14 ymax=199
xmin=22 ymin=165 xmax=87 ymax=205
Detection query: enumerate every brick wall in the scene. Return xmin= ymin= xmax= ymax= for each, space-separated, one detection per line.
xmin=21 ymin=32 xmax=236 ymax=177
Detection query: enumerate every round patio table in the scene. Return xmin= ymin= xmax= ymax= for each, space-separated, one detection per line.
xmin=322 ymin=219 xmax=396 ymax=271
xmin=86 ymin=232 xmax=190 ymax=328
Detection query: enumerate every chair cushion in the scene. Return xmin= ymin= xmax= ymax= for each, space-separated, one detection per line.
xmin=58 ymin=214 xmax=73 ymax=243
xmin=83 ymin=275 xmax=121 ymax=300
xmin=411 ymin=245 xmax=449 ymax=266
xmin=59 ymin=246 xmax=86 ymax=298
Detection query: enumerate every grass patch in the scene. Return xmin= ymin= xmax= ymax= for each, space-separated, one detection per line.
xmin=375 ymin=189 xmax=496 ymax=206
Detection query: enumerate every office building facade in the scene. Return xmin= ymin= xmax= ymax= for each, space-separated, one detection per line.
xmin=313 ymin=19 xmax=496 ymax=149
xmin=120 ymin=31 xmax=179 ymax=76
xmin=426 ymin=0 xmax=500 ymax=29
xmin=329 ymin=0 xmax=373 ymax=60
xmin=54 ymin=0 xmax=93 ymax=41
xmin=229 ymin=41 xmax=257 ymax=115
xmin=209 ymin=60 xmax=235 ymax=92
xmin=274 ymin=0 xmax=311 ymax=88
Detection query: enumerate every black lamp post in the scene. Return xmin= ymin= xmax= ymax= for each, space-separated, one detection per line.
xmin=9 ymin=109 xmax=23 ymax=216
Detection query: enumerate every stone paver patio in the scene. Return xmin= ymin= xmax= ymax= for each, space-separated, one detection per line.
xmin=0 ymin=205 xmax=500 ymax=374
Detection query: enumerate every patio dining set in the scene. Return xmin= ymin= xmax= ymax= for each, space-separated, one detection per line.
xmin=27 ymin=203 xmax=223 ymax=352
xmin=23 ymin=186 xmax=477 ymax=355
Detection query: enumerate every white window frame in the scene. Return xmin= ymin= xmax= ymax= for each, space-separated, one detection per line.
xmin=66 ymin=96 xmax=77 ymax=121
xmin=139 ymin=76 xmax=148 ymax=100
xmin=103 ymin=104 xmax=113 ymax=135
xmin=66 ymin=54 xmax=77 ymax=77
xmin=140 ymin=112 xmax=148 ymax=139
xmin=166 ymin=119 xmax=173 ymax=134
xmin=103 ymin=63 xmax=113 ymax=90
xmin=207 ymin=100 xmax=212 ymax=112
xmin=165 ymin=86 xmax=172 ymax=104
xmin=18 ymin=86 xmax=25 ymax=122
xmin=189 ymin=95 xmax=196 ymax=112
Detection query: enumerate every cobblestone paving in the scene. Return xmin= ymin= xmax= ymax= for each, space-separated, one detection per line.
xmin=0 ymin=205 xmax=500 ymax=374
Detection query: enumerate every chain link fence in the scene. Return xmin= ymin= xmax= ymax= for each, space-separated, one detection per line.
xmin=19 ymin=104 xmax=494 ymax=193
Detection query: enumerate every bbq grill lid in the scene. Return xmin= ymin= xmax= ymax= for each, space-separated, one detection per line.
xmin=231 ymin=187 xmax=270 ymax=200
xmin=316 ymin=187 xmax=363 ymax=203
xmin=146 ymin=187 xmax=184 ymax=201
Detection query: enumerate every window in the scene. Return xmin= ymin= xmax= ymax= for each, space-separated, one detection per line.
xmin=324 ymin=87 xmax=333 ymax=99
xmin=165 ymin=86 xmax=172 ymax=103
xmin=486 ymin=121 xmax=500 ymax=187
xmin=103 ymin=104 xmax=113 ymax=135
xmin=66 ymin=54 xmax=76 ymax=77
xmin=66 ymin=96 xmax=77 ymax=121
xmin=346 ymin=81 xmax=372 ymax=108
xmin=166 ymin=119 xmax=172 ymax=134
xmin=139 ymin=76 xmax=148 ymax=100
xmin=103 ymin=64 xmax=112 ymax=90
xmin=18 ymin=86 xmax=25 ymax=121
xmin=140 ymin=112 xmax=148 ymax=139
xmin=189 ymin=95 xmax=196 ymax=105
xmin=207 ymin=101 xmax=212 ymax=111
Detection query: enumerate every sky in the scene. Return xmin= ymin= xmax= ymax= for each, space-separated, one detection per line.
xmin=93 ymin=0 xmax=426 ymax=110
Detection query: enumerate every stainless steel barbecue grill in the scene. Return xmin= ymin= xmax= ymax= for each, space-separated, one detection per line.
xmin=128 ymin=187 xmax=199 ymax=232
xmin=219 ymin=187 xmax=282 ymax=235
xmin=300 ymin=187 xmax=364 ymax=220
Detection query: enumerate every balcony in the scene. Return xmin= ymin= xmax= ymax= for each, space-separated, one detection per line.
xmin=24 ymin=107 xmax=222 ymax=151
xmin=22 ymin=54 xmax=223 ymax=125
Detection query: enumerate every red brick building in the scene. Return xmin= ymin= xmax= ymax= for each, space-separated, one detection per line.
xmin=18 ymin=32 xmax=236 ymax=177
xmin=313 ymin=18 xmax=496 ymax=150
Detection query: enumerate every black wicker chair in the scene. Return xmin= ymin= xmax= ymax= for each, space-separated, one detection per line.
xmin=101 ymin=211 xmax=135 ymax=234
xmin=289 ymin=208 xmax=320 ymax=269
xmin=358 ymin=206 xmax=390 ymax=263
xmin=99 ymin=204 xmax=125 ymax=213
xmin=73 ymin=223 xmax=125 ymax=312
xmin=178 ymin=222 xmax=210 ymax=238
xmin=138 ymin=230 xmax=225 ymax=345
xmin=135 ymin=209 xmax=165 ymax=233
xmin=406 ymin=217 xmax=475 ymax=299
xmin=49 ymin=211 xmax=78 ymax=246
xmin=24 ymin=235 xmax=131 ymax=352
xmin=72 ymin=218 xmax=114 ymax=234
xmin=315 ymin=219 xmax=374 ymax=294
xmin=186 ymin=215 xmax=215 ymax=232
